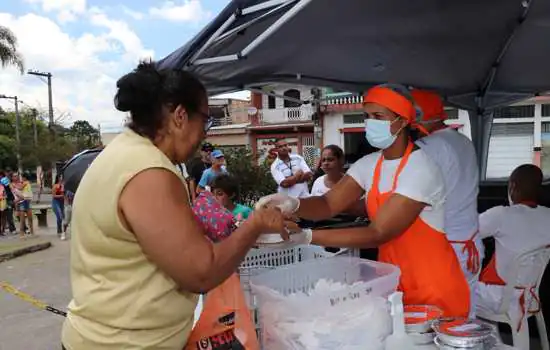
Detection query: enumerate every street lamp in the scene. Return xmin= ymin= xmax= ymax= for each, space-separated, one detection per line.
xmin=0 ymin=94 xmax=23 ymax=175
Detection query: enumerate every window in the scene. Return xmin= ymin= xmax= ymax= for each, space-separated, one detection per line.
xmin=283 ymin=89 xmax=301 ymax=108
xmin=343 ymin=114 xmax=364 ymax=124
xmin=267 ymin=94 xmax=276 ymax=109
xmin=445 ymin=108 xmax=459 ymax=120
xmin=542 ymin=104 xmax=550 ymax=117
xmin=542 ymin=122 xmax=550 ymax=178
xmin=493 ymin=105 xmax=534 ymax=119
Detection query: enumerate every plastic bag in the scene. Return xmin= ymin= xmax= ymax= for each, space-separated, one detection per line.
xmin=254 ymin=279 xmax=391 ymax=350
xmin=184 ymin=273 xmax=260 ymax=350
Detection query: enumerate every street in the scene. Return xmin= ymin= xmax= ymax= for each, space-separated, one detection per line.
xmin=0 ymin=226 xmax=70 ymax=350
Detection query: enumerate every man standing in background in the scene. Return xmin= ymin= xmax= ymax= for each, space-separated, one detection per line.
xmin=413 ymin=89 xmax=482 ymax=318
xmin=188 ymin=142 xmax=214 ymax=200
xmin=270 ymin=138 xmax=312 ymax=198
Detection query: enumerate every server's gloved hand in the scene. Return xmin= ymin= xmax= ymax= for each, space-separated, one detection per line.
xmin=255 ymin=193 xmax=300 ymax=216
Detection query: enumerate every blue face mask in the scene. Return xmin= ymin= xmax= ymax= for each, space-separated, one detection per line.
xmin=365 ymin=119 xmax=401 ymax=149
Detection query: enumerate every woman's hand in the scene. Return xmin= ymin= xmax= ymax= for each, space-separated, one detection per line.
xmin=249 ymin=207 xmax=300 ymax=241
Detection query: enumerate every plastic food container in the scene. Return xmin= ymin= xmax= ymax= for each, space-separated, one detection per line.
xmin=432 ymin=318 xmax=494 ymax=349
xmin=405 ymin=304 xmax=443 ymax=333
xmin=404 ymin=304 xmax=443 ymax=345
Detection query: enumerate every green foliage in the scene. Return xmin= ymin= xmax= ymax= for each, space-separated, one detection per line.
xmin=224 ymin=147 xmax=276 ymax=207
xmin=0 ymin=25 xmax=24 ymax=74
xmin=69 ymin=120 xmax=101 ymax=150
xmin=0 ymin=108 xmax=99 ymax=171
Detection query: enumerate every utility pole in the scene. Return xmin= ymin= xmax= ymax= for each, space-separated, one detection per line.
xmin=28 ymin=69 xmax=56 ymax=186
xmin=28 ymin=70 xmax=53 ymax=128
xmin=311 ymin=87 xmax=323 ymax=165
xmin=31 ymin=108 xmax=38 ymax=146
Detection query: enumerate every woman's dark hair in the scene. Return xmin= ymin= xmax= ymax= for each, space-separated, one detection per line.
xmin=322 ymin=144 xmax=344 ymax=161
xmin=55 ymin=174 xmax=62 ymax=184
xmin=210 ymin=174 xmax=238 ymax=199
xmin=114 ymin=60 xmax=207 ymax=139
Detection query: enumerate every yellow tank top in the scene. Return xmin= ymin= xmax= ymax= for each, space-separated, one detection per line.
xmin=62 ymin=129 xmax=198 ymax=350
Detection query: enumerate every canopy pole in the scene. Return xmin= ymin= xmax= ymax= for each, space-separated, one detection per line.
xmin=241 ymin=0 xmax=313 ymax=57
xmin=214 ymin=1 xmax=296 ymax=45
xmin=469 ymin=109 xmax=494 ymax=181
xmin=242 ymin=0 xmax=297 ymax=15
xmin=189 ymin=13 xmax=239 ymax=65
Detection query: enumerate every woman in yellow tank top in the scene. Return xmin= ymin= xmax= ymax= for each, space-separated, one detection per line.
xmin=61 ymin=61 xmax=296 ymax=350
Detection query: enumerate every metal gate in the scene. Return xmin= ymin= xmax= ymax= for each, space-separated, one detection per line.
xmin=301 ymin=135 xmax=318 ymax=169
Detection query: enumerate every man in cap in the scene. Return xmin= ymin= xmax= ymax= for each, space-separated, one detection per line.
xmin=412 ymin=89 xmax=482 ymax=317
xmin=197 ymin=149 xmax=228 ymax=193
xmin=188 ymin=142 xmax=214 ymax=200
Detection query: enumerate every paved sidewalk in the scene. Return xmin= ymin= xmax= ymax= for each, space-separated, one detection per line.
xmin=0 ymin=213 xmax=58 ymax=262
xmin=0 ymin=214 xmax=69 ymax=350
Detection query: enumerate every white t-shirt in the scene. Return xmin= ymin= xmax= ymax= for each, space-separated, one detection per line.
xmin=479 ymin=204 xmax=550 ymax=283
xmin=416 ymin=128 xmax=479 ymax=241
xmin=271 ymin=154 xmax=312 ymax=198
xmin=311 ymin=175 xmax=330 ymax=196
xmin=346 ymin=149 xmax=446 ymax=232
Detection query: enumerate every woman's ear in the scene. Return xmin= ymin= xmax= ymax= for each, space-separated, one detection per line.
xmin=173 ymin=105 xmax=189 ymax=128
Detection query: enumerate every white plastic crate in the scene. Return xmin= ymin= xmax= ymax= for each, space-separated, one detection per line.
xmin=250 ymin=257 xmax=400 ymax=310
xmin=239 ymin=245 xmax=355 ymax=345
xmin=250 ymin=257 xmax=400 ymax=349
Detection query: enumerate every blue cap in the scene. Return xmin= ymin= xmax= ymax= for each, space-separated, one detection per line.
xmin=0 ymin=177 xmax=9 ymax=186
xmin=211 ymin=149 xmax=224 ymax=158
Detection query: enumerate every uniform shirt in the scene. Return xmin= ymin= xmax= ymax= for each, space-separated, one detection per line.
xmin=416 ymin=128 xmax=479 ymax=241
xmin=270 ymin=154 xmax=312 ymax=198
xmin=311 ymin=175 xmax=331 ymax=196
xmin=479 ymin=204 xmax=550 ymax=283
xmin=347 ymin=149 xmax=446 ymax=231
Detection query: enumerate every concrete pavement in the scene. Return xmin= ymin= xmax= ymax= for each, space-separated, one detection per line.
xmin=0 ymin=222 xmax=69 ymax=350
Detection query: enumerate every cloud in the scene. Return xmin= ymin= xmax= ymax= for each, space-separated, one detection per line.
xmin=149 ymin=0 xmax=211 ymax=22
xmin=120 ymin=6 xmax=144 ymax=20
xmin=0 ymin=11 xmax=153 ymax=129
xmin=24 ymin=0 xmax=87 ymax=23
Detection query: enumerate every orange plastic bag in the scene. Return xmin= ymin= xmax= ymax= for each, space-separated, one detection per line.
xmin=184 ymin=273 xmax=260 ymax=350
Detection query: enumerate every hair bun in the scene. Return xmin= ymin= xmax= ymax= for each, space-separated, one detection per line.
xmin=114 ymin=61 xmax=162 ymax=112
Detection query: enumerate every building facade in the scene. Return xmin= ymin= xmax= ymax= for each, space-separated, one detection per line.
xmin=324 ymin=92 xmax=550 ymax=179
xmin=249 ymin=84 xmax=316 ymax=167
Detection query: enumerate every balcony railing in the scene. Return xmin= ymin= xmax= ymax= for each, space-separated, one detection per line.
xmin=325 ymin=92 xmax=362 ymax=105
xmin=258 ymin=106 xmax=314 ymax=124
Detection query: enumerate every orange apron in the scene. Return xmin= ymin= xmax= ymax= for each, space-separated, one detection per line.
xmin=366 ymin=142 xmax=470 ymax=317
xmin=449 ymin=231 xmax=481 ymax=275
xmin=479 ymin=216 xmax=542 ymax=332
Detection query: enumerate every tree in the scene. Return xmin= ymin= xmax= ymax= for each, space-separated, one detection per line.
xmin=0 ymin=26 xmax=24 ymax=73
xmin=224 ymin=147 xmax=277 ymax=207
xmin=69 ymin=120 xmax=101 ymax=151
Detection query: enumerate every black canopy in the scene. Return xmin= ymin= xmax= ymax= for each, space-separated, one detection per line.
xmin=158 ymin=0 xmax=550 ymax=178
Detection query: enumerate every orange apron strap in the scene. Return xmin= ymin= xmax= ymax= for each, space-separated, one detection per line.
xmin=390 ymin=142 xmax=415 ymax=192
xmin=449 ymin=231 xmax=481 ymax=275
xmin=369 ymin=142 xmax=415 ymax=212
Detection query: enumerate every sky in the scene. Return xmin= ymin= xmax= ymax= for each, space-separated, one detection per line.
xmin=0 ymin=0 xmax=249 ymax=132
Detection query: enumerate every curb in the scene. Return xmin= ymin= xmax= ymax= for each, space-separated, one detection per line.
xmin=0 ymin=242 xmax=52 ymax=263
